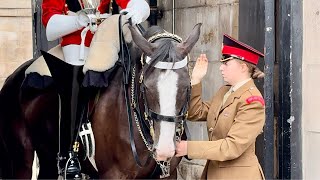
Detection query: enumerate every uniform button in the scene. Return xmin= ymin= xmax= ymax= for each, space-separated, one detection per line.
xmin=209 ymin=127 xmax=214 ymax=132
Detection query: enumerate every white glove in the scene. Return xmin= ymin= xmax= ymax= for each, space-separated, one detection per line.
xmin=76 ymin=10 xmax=90 ymax=28
xmin=120 ymin=0 xmax=150 ymax=25
xmin=45 ymin=11 xmax=90 ymax=41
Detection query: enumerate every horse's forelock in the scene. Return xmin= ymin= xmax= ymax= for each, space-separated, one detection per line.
xmin=144 ymin=39 xmax=180 ymax=77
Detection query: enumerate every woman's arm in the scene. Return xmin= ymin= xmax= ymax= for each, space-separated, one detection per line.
xmin=187 ymin=83 xmax=211 ymax=121
xmin=187 ymin=54 xmax=210 ymax=121
xmin=187 ymin=98 xmax=265 ymax=161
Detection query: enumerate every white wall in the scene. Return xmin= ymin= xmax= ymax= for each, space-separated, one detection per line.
xmin=302 ymin=0 xmax=320 ymax=179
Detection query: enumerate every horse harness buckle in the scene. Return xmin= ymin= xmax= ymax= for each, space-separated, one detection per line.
xmin=157 ymin=161 xmax=171 ymax=178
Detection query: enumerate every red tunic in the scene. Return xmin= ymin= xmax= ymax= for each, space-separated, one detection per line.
xmin=42 ymin=0 xmax=130 ymax=47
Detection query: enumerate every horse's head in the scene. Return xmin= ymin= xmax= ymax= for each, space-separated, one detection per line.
xmin=129 ymin=24 xmax=201 ymax=161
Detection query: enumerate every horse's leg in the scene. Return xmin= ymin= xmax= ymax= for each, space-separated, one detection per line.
xmin=7 ymin=117 xmax=34 ymax=178
xmin=23 ymin=92 xmax=60 ymax=178
xmin=36 ymin=149 xmax=59 ymax=178
xmin=32 ymin=116 xmax=59 ymax=178
xmin=31 ymin=120 xmax=59 ymax=179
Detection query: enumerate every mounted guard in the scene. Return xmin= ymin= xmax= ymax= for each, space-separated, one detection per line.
xmin=0 ymin=0 xmax=203 ymax=178
xmin=24 ymin=0 xmax=149 ymax=178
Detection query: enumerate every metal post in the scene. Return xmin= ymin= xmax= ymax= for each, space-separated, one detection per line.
xmin=172 ymin=0 xmax=175 ymax=34
xmin=31 ymin=0 xmax=40 ymax=59
xmin=277 ymin=0 xmax=292 ymax=176
xmin=263 ymin=0 xmax=275 ymax=179
xmin=277 ymin=0 xmax=302 ymax=178
xmin=290 ymin=1 xmax=303 ymax=178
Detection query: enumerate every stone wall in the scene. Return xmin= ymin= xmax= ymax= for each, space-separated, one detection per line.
xmin=302 ymin=0 xmax=320 ymax=179
xmin=0 ymin=0 xmax=33 ymax=88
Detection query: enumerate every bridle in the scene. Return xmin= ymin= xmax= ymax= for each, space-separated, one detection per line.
xmin=139 ymin=32 xmax=190 ymax=140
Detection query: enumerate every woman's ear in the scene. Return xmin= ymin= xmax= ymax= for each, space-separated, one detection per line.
xmin=240 ymin=62 xmax=249 ymax=73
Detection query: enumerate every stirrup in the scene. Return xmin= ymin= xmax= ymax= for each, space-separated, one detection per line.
xmin=64 ymin=151 xmax=81 ymax=179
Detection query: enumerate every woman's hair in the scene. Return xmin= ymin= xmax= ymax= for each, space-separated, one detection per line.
xmin=238 ymin=60 xmax=265 ymax=79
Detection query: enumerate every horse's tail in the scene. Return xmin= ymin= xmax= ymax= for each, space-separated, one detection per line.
xmin=0 ymin=59 xmax=35 ymax=178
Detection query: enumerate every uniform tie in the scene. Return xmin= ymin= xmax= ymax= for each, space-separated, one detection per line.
xmin=222 ymin=87 xmax=234 ymax=105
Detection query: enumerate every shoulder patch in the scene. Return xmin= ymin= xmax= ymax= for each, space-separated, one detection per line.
xmin=246 ymin=96 xmax=265 ymax=106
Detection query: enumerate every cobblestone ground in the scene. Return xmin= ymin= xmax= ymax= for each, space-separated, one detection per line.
xmin=177 ymin=157 xmax=206 ymax=180
xmin=32 ymin=155 xmax=205 ymax=179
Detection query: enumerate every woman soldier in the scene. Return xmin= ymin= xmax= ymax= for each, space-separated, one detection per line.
xmin=176 ymin=34 xmax=266 ymax=180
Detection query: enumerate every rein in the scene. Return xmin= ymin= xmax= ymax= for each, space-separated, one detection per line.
xmin=119 ymin=16 xmax=153 ymax=168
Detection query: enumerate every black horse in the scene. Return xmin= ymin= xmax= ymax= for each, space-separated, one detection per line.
xmin=0 ymin=22 xmax=201 ymax=178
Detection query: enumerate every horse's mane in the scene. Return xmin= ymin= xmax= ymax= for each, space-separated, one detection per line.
xmin=142 ymin=26 xmax=180 ymax=76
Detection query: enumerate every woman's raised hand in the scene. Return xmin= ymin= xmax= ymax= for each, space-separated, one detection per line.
xmin=191 ymin=54 xmax=208 ymax=85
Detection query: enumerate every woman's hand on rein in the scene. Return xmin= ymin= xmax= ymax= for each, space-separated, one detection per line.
xmin=175 ymin=141 xmax=188 ymax=157
xmin=191 ymin=54 xmax=208 ymax=86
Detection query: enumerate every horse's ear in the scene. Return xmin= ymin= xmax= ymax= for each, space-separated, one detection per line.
xmin=177 ymin=23 xmax=202 ymax=57
xmin=128 ymin=25 xmax=155 ymax=56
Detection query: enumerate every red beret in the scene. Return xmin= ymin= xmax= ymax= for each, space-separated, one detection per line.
xmin=221 ymin=34 xmax=264 ymax=65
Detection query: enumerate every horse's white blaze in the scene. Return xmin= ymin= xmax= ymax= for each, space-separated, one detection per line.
xmin=155 ymin=70 xmax=178 ymax=159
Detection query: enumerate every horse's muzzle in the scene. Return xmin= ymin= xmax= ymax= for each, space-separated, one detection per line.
xmin=154 ymin=149 xmax=175 ymax=161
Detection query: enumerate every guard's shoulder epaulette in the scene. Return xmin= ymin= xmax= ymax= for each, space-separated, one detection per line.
xmin=246 ymin=96 xmax=265 ymax=106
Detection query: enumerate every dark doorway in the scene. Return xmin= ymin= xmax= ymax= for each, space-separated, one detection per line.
xmin=239 ymin=0 xmax=303 ymax=179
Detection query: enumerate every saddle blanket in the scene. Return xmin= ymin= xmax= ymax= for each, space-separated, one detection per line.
xmin=26 ymin=15 xmax=132 ymax=77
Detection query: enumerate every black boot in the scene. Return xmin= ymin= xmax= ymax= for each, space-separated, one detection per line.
xmin=40 ymin=52 xmax=84 ymax=178
xmin=65 ymin=66 xmax=82 ymax=179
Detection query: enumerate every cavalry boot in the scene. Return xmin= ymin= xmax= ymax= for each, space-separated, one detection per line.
xmin=65 ymin=66 xmax=82 ymax=179
xmin=40 ymin=51 xmax=85 ymax=178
